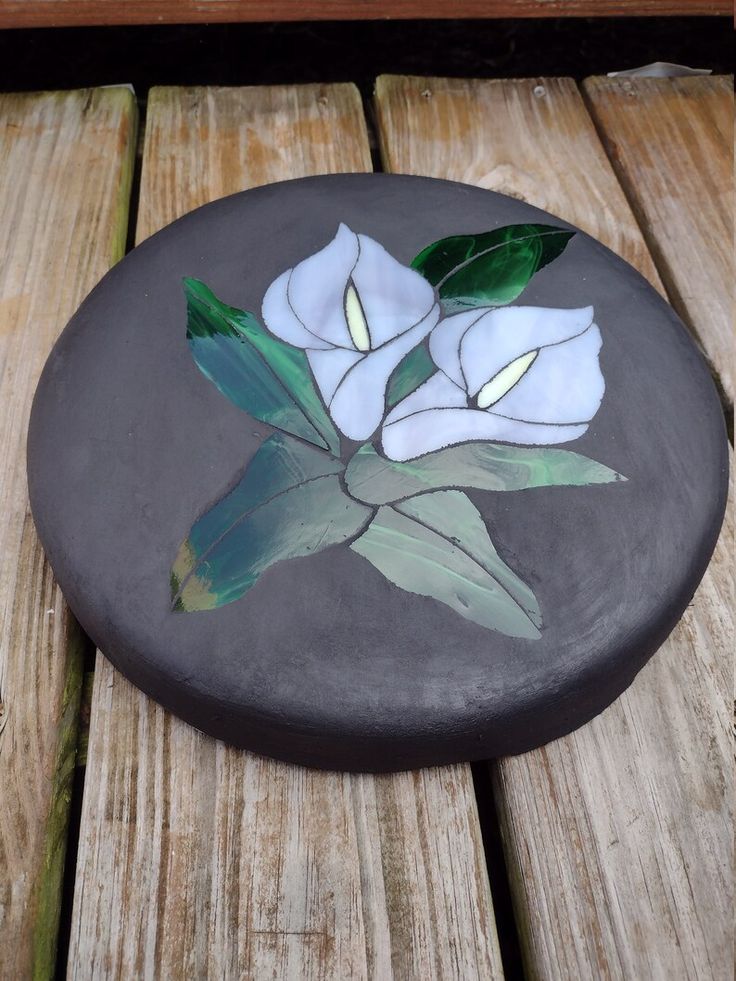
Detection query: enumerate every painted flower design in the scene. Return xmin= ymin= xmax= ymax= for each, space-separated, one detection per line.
xmin=262 ymin=223 xmax=440 ymax=441
xmin=381 ymin=305 xmax=605 ymax=462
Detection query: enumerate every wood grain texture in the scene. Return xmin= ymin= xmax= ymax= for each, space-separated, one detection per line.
xmin=375 ymin=74 xmax=664 ymax=290
xmin=68 ymin=85 xmax=502 ymax=980
xmin=375 ymin=74 xmax=733 ymax=979
xmin=0 ymin=0 xmax=729 ymax=29
xmin=0 ymin=88 xmax=137 ymax=981
xmin=583 ymin=75 xmax=734 ymax=407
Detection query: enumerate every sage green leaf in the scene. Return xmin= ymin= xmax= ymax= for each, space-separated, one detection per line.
xmin=185 ymin=277 xmax=340 ymax=455
xmin=345 ymin=441 xmax=626 ymax=506
xmin=385 ymin=340 xmax=436 ymax=408
xmin=411 ymin=224 xmax=575 ymax=312
xmin=172 ymin=432 xmax=371 ymax=611
xmin=351 ymin=490 xmax=541 ymax=639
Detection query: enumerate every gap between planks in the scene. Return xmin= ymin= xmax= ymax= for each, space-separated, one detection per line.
xmin=66 ymin=84 xmax=503 ymax=980
xmin=374 ymin=73 xmax=733 ymax=980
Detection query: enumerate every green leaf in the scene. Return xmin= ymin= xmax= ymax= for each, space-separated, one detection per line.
xmin=172 ymin=432 xmax=371 ymax=611
xmin=345 ymin=441 xmax=626 ymax=506
xmin=185 ymin=277 xmax=340 ymax=455
xmin=385 ymin=340 xmax=436 ymax=408
xmin=412 ymin=224 xmax=575 ymax=313
xmin=351 ymin=490 xmax=541 ymax=639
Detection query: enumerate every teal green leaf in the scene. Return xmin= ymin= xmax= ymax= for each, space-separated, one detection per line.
xmin=345 ymin=441 xmax=626 ymax=506
xmin=385 ymin=340 xmax=436 ymax=408
xmin=351 ymin=490 xmax=541 ymax=639
xmin=411 ymin=224 xmax=575 ymax=313
xmin=185 ymin=277 xmax=340 ymax=455
xmin=172 ymin=432 xmax=371 ymax=611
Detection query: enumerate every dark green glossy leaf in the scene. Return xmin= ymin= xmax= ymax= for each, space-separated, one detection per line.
xmin=385 ymin=340 xmax=436 ymax=408
xmin=345 ymin=441 xmax=626 ymax=506
xmin=185 ymin=278 xmax=340 ymax=455
xmin=172 ymin=432 xmax=371 ymax=611
xmin=351 ymin=490 xmax=541 ymax=638
xmin=411 ymin=224 xmax=575 ymax=313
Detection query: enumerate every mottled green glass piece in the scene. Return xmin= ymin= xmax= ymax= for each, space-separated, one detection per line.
xmin=172 ymin=433 xmax=371 ymax=611
xmin=345 ymin=441 xmax=626 ymax=506
xmin=185 ymin=278 xmax=340 ymax=455
xmin=385 ymin=340 xmax=436 ymax=408
xmin=351 ymin=490 xmax=541 ymax=639
xmin=412 ymin=224 xmax=575 ymax=313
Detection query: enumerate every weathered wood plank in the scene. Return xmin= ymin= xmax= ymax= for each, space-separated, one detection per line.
xmin=68 ymin=84 xmax=502 ymax=980
xmin=375 ymin=74 xmax=733 ymax=979
xmin=0 ymin=88 xmax=137 ymax=981
xmin=0 ymin=0 xmax=729 ymax=29
xmin=583 ymin=75 xmax=734 ymax=406
xmin=375 ymin=74 xmax=663 ymax=289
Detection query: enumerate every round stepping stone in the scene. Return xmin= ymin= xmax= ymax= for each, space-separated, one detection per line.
xmin=27 ymin=174 xmax=728 ymax=770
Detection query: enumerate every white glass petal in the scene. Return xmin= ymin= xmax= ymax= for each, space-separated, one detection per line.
xmin=351 ymin=233 xmax=437 ymax=348
xmin=382 ymin=407 xmax=588 ymax=461
xmin=384 ymin=369 xmax=467 ymax=425
xmin=287 ymin=223 xmax=360 ymax=348
xmin=460 ymin=305 xmax=595 ymax=396
xmin=306 ymin=347 xmax=364 ymax=406
xmin=491 ymin=325 xmax=604 ymax=424
xmin=261 ymin=269 xmax=335 ymax=350
xmin=330 ymin=303 xmax=440 ymax=440
xmin=427 ymin=309 xmax=487 ymax=388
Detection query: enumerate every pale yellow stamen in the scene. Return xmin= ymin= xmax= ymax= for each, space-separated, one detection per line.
xmin=345 ymin=281 xmax=371 ymax=352
xmin=476 ymin=350 xmax=538 ymax=409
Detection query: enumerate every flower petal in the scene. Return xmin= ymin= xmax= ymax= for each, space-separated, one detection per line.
xmin=460 ymin=305 xmax=595 ymax=396
xmin=384 ymin=369 xmax=467 ymax=425
xmin=352 ymin=233 xmax=437 ymax=347
xmin=330 ymin=303 xmax=440 ymax=440
xmin=491 ymin=324 xmax=605 ymax=424
xmin=261 ymin=269 xmax=335 ymax=350
xmin=306 ymin=347 xmax=364 ymax=406
xmin=382 ymin=407 xmax=588 ymax=461
xmin=285 ymin=223 xmax=360 ymax=348
xmin=428 ymin=308 xmax=487 ymax=388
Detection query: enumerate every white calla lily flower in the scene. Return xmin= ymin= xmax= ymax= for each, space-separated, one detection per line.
xmin=262 ymin=223 xmax=440 ymax=442
xmin=382 ymin=305 xmax=605 ymax=462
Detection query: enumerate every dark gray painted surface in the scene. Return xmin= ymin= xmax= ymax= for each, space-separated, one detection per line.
xmin=27 ymin=174 xmax=728 ymax=771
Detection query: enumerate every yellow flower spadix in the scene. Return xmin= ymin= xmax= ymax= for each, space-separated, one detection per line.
xmin=476 ymin=349 xmax=538 ymax=409
xmin=345 ymin=281 xmax=371 ymax=352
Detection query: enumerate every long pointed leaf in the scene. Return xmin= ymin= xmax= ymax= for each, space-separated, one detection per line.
xmin=412 ymin=224 xmax=575 ymax=312
xmin=185 ymin=278 xmax=340 ymax=454
xmin=172 ymin=433 xmax=370 ymax=611
xmin=351 ymin=490 xmax=541 ymax=639
xmin=345 ymin=441 xmax=626 ymax=506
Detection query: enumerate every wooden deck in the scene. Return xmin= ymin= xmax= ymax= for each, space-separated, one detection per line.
xmin=0 ymin=74 xmax=732 ymax=979
xmin=0 ymin=0 xmax=730 ymax=30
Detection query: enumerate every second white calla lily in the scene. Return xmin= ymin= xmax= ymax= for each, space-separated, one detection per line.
xmin=262 ymin=223 xmax=439 ymax=442
xmin=382 ymin=305 xmax=605 ymax=461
